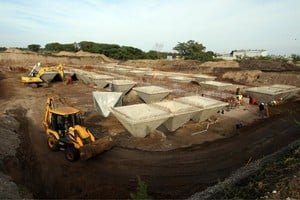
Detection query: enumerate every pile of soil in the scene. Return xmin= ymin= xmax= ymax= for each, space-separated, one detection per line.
xmin=240 ymin=60 xmax=299 ymax=72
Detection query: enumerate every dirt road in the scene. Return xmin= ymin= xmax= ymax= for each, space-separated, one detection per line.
xmin=1 ymin=70 xmax=299 ymax=199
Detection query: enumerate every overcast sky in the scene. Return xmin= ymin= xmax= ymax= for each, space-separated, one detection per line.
xmin=0 ymin=0 xmax=299 ymax=55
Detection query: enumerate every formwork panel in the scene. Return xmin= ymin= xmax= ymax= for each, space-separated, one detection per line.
xmin=93 ymin=91 xmax=123 ymax=117
xmin=175 ymin=96 xmax=228 ymax=122
xmin=150 ymin=100 xmax=200 ymax=131
xmin=246 ymin=84 xmax=300 ymax=103
xmin=111 ymin=104 xmax=170 ymax=138
xmin=133 ymin=86 xmax=172 ymax=103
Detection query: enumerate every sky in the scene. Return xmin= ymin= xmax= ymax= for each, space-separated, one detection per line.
xmin=0 ymin=0 xmax=299 ymax=55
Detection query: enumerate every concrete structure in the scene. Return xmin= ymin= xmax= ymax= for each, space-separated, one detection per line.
xmin=111 ymin=80 xmax=137 ymax=94
xmin=144 ymin=71 xmax=166 ymax=80
xmin=111 ymin=104 xmax=170 ymax=138
xmin=40 ymin=72 xmax=60 ymax=83
xmin=199 ymin=80 xmax=233 ymax=90
xmin=93 ymin=91 xmax=123 ymax=117
xmin=192 ymin=74 xmax=216 ymax=83
xmin=91 ymin=74 xmax=114 ymax=88
xmin=231 ymin=49 xmax=268 ymax=58
xmin=175 ymin=96 xmax=228 ymax=122
xmin=168 ymin=76 xmax=194 ymax=83
xmin=246 ymin=84 xmax=300 ymax=104
xmin=113 ymin=68 xmax=131 ymax=75
xmin=133 ymin=86 xmax=172 ymax=103
xmin=129 ymin=70 xmax=146 ymax=77
xmin=150 ymin=100 xmax=200 ymax=131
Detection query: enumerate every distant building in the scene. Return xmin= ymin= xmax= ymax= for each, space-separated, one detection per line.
xmin=231 ymin=49 xmax=268 ymax=58
xmin=218 ymin=49 xmax=268 ymax=60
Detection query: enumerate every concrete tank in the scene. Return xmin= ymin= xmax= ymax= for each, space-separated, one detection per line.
xmin=133 ymin=86 xmax=172 ymax=103
xmin=111 ymin=104 xmax=171 ymax=138
xmin=93 ymin=91 xmax=123 ymax=117
xmin=246 ymin=84 xmax=300 ymax=104
xmin=175 ymin=95 xmax=228 ymax=122
xmin=150 ymin=100 xmax=200 ymax=131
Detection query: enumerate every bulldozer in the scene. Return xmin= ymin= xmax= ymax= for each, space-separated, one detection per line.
xmin=21 ymin=63 xmax=65 ymax=87
xmin=43 ymin=97 xmax=114 ymax=161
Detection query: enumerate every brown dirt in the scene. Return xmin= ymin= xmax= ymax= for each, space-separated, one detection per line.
xmin=0 ymin=53 xmax=300 ymax=199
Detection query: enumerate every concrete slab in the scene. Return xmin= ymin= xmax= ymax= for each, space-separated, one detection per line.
xmin=246 ymin=84 xmax=300 ymax=104
xmin=168 ymin=76 xmax=195 ymax=83
xmin=150 ymin=100 xmax=200 ymax=131
xmin=199 ymin=80 xmax=233 ymax=90
xmin=111 ymin=80 xmax=137 ymax=94
xmin=93 ymin=91 xmax=123 ymax=117
xmin=111 ymin=104 xmax=170 ymax=138
xmin=133 ymin=86 xmax=172 ymax=103
xmin=192 ymin=74 xmax=216 ymax=83
xmin=175 ymin=96 xmax=228 ymax=122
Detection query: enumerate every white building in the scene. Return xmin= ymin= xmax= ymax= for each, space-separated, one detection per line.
xmin=218 ymin=49 xmax=268 ymax=60
xmin=231 ymin=50 xmax=268 ymax=58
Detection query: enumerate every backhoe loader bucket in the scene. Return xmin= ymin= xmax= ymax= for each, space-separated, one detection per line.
xmin=79 ymin=136 xmax=114 ymax=160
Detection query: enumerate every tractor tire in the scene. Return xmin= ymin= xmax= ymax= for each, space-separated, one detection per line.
xmin=47 ymin=135 xmax=59 ymax=151
xmin=65 ymin=147 xmax=80 ymax=162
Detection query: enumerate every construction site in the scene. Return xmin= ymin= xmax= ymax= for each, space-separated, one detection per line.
xmin=0 ymin=49 xmax=300 ymax=199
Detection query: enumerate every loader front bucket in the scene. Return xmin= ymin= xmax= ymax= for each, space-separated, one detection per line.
xmin=80 ymin=136 xmax=114 ymax=160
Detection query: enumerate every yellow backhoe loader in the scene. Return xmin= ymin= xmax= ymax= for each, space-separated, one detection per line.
xmin=21 ymin=63 xmax=65 ymax=87
xmin=43 ymin=97 xmax=113 ymax=161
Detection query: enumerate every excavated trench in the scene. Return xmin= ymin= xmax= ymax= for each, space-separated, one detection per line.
xmin=2 ymin=100 xmax=300 ymax=199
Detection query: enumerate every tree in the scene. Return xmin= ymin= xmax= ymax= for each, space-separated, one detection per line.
xmin=28 ymin=44 xmax=41 ymax=52
xmin=173 ymin=40 xmax=215 ymax=61
xmin=291 ymin=54 xmax=300 ymax=63
xmin=45 ymin=42 xmax=63 ymax=52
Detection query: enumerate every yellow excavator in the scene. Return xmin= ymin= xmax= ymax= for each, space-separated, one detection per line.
xmin=21 ymin=63 xmax=65 ymax=87
xmin=43 ymin=97 xmax=114 ymax=161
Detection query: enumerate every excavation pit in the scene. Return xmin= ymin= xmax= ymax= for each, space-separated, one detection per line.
xmin=111 ymin=104 xmax=171 ymax=138
xmin=133 ymin=86 xmax=172 ymax=103
xmin=110 ymin=79 xmax=136 ymax=94
xmin=199 ymin=80 xmax=233 ymax=90
xmin=150 ymin=100 xmax=200 ymax=131
xmin=175 ymin=95 xmax=229 ymax=122
xmin=246 ymin=84 xmax=300 ymax=104
xmin=93 ymin=91 xmax=123 ymax=117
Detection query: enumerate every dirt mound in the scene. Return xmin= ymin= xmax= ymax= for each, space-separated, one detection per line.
xmin=200 ymin=61 xmax=239 ymax=68
xmin=240 ymin=60 xmax=299 ymax=72
xmin=122 ymin=59 xmax=206 ymax=72
xmin=222 ymin=70 xmax=262 ymax=85
xmin=0 ymin=50 xmax=114 ymax=67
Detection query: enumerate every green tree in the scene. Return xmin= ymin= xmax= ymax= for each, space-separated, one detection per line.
xmin=45 ymin=42 xmax=63 ymax=52
xmin=291 ymin=54 xmax=300 ymax=63
xmin=28 ymin=44 xmax=41 ymax=52
xmin=173 ymin=40 xmax=215 ymax=61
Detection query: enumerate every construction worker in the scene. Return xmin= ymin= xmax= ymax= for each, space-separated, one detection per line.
xmin=259 ymin=102 xmax=265 ymax=118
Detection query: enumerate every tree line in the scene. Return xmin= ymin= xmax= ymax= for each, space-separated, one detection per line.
xmin=24 ymin=40 xmax=218 ymax=61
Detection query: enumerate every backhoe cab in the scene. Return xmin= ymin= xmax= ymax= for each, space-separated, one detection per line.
xmin=43 ymin=97 xmax=113 ymax=162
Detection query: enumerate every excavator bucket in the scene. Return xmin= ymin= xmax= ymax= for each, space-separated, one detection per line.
xmin=79 ymin=136 xmax=114 ymax=160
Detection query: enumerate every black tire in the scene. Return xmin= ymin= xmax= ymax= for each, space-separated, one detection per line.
xmin=65 ymin=147 xmax=80 ymax=162
xmin=47 ymin=135 xmax=59 ymax=151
